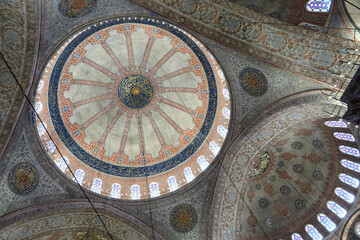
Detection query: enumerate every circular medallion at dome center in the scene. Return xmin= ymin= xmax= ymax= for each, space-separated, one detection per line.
xmin=118 ymin=75 xmax=154 ymax=109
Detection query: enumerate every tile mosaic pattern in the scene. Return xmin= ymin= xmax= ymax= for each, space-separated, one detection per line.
xmin=35 ymin=18 xmax=230 ymax=199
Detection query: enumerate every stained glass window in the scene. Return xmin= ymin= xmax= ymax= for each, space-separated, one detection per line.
xmin=218 ymin=69 xmax=225 ymax=79
xmin=356 ymin=223 xmax=360 ymax=236
xmin=73 ymin=169 xmax=85 ymax=185
xmin=222 ymin=107 xmax=230 ymax=120
xmin=306 ymin=0 xmax=332 ymax=12
xmin=56 ymin=157 xmax=69 ymax=172
xmin=305 ymin=224 xmax=323 ymax=240
xmin=149 ymin=182 xmax=161 ymax=198
xmin=35 ymin=102 xmax=42 ymax=113
xmin=197 ymin=155 xmax=209 ymax=171
xmin=91 ymin=178 xmax=102 ymax=194
xmin=340 ymin=145 xmax=360 ymax=157
xmin=223 ymin=88 xmax=230 ymax=99
xmin=291 ymin=233 xmax=303 ymax=240
xmin=341 ymin=159 xmax=360 ymax=173
xmin=324 ymin=121 xmax=348 ymax=128
xmin=317 ymin=213 xmax=336 ymax=232
xmin=168 ymin=176 xmax=179 ymax=192
xmin=334 ymin=132 xmax=355 ymax=142
xmin=335 ymin=187 xmax=355 ymax=203
xmin=184 ymin=167 xmax=195 ymax=183
xmin=210 ymin=141 xmax=220 ymax=156
xmin=37 ymin=123 xmax=47 ymax=136
xmin=327 ymin=201 xmax=347 ymax=219
xmin=37 ymin=80 xmax=44 ymax=93
xmin=110 ymin=183 xmax=121 ymax=199
xmin=217 ymin=125 xmax=228 ymax=139
xmin=339 ymin=174 xmax=360 ymax=188
xmin=131 ymin=184 xmax=141 ymax=200
xmin=46 ymin=141 xmax=56 ymax=154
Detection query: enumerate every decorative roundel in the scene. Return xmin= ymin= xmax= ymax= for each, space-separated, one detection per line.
xmin=8 ymin=162 xmax=39 ymax=195
xmin=58 ymin=0 xmax=97 ymax=18
xmin=35 ymin=18 xmax=230 ymax=199
xmin=239 ymin=68 xmax=268 ymax=97
xmin=170 ymin=204 xmax=197 ymax=232
xmin=117 ymin=75 xmax=154 ymax=109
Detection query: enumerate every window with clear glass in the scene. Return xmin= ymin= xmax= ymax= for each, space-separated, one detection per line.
xmin=168 ymin=176 xmax=179 ymax=192
xmin=184 ymin=167 xmax=195 ymax=183
xmin=327 ymin=201 xmax=347 ymax=219
xmin=91 ymin=178 xmax=102 ymax=194
xmin=305 ymin=224 xmax=323 ymax=240
xmin=339 ymin=173 xmax=359 ymax=188
xmin=110 ymin=183 xmax=121 ymax=199
xmin=130 ymin=184 xmax=141 ymax=200
xmin=317 ymin=213 xmax=336 ymax=232
xmin=149 ymin=182 xmax=161 ymax=198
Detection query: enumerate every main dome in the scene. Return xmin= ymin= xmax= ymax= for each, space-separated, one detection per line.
xmin=34 ymin=18 xmax=230 ymax=199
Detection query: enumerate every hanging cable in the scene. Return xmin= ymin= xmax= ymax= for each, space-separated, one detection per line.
xmin=0 ymin=52 xmax=114 ymax=240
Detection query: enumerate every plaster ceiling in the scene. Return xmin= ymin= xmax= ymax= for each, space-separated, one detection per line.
xmin=34 ymin=18 xmax=230 ymax=199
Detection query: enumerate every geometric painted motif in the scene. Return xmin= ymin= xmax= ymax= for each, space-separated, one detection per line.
xmin=305 ymin=224 xmax=323 ymax=240
xmin=339 ymin=146 xmax=360 ymax=157
xmin=327 ymin=201 xmax=347 ymax=219
xmin=239 ymin=68 xmax=268 ymax=97
xmin=8 ymin=162 xmax=39 ymax=195
xmin=339 ymin=174 xmax=359 ymax=188
xmin=58 ymin=0 xmax=97 ymax=18
xmin=333 ymin=132 xmax=355 ymax=142
xmin=317 ymin=213 xmax=336 ymax=232
xmin=170 ymin=204 xmax=197 ymax=233
xmin=306 ymin=0 xmax=332 ymax=12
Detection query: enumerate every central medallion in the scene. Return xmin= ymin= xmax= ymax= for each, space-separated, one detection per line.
xmin=118 ymin=74 xmax=154 ymax=109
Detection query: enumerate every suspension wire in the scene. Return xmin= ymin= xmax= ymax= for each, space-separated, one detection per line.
xmin=0 ymin=52 xmax=114 ymax=240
